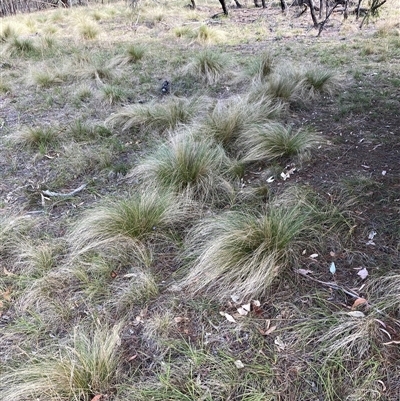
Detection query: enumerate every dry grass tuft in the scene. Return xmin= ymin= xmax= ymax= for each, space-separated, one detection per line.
xmin=0 ymin=323 xmax=123 ymax=401
xmin=180 ymin=192 xmax=314 ymax=301
xmin=105 ymin=97 xmax=204 ymax=134
xmin=199 ymin=95 xmax=284 ymax=151
xmin=130 ymin=132 xmax=234 ymax=203
xmin=183 ymin=50 xmax=229 ymax=84
xmin=69 ymin=189 xmax=196 ymax=259
xmin=239 ymin=122 xmax=323 ymax=163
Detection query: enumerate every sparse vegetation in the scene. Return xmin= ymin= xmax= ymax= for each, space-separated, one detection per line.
xmin=0 ymin=1 xmax=399 ymax=401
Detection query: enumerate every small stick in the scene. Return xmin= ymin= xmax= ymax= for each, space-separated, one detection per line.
xmin=41 ymin=184 xmax=87 ymax=198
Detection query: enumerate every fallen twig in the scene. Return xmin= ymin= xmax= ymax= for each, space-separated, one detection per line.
xmin=41 ymin=184 xmax=87 ymax=198
xmin=296 ymin=269 xmax=360 ymax=299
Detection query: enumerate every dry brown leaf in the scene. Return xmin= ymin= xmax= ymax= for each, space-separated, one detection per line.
xmin=259 ymin=325 xmax=277 ymax=336
xmin=2 ymin=288 xmax=12 ymax=302
xmin=351 ymin=297 xmax=368 ymax=310
xmin=3 ymin=267 xmax=15 ymax=276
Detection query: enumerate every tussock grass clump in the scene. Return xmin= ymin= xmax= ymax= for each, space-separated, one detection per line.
xmin=0 ymin=78 xmax=11 ymax=94
xmin=365 ymin=274 xmax=400 ymax=315
xmin=78 ymin=21 xmax=100 ymax=40
xmin=302 ymin=65 xmax=341 ymax=97
xmin=16 ymin=240 xmax=57 ymax=275
xmin=26 ymin=67 xmax=64 ymax=88
xmin=174 ymin=25 xmax=193 ymax=38
xmin=180 ymin=194 xmax=314 ymax=301
xmin=69 ymin=189 xmax=195 ymax=258
xmin=0 ymin=324 xmax=122 ymax=401
xmin=264 ymin=71 xmax=306 ymax=102
xmin=315 ymin=314 xmax=386 ymax=359
xmin=0 ymin=24 xmax=17 ymax=42
xmin=81 ymin=64 xmax=114 ymax=82
xmin=101 ymin=84 xmax=127 ymax=104
xmin=239 ymin=122 xmax=322 ymax=163
xmin=67 ymin=119 xmax=97 ymax=141
xmin=112 ymin=270 xmax=159 ymax=312
xmin=109 ymin=44 xmax=145 ymax=67
xmin=0 ymin=215 xmax=33 ymax=257
xmin=62 ymin=143 xmax=112 ymax=175
xmin=200 ymin=95 xmax=283 ymax=151
xmin=106 ymin=97 xmax=203 ymax=134
xmin=74 ymin=84 xmax=94 ymax=102
xmin=184 ymin=50 xmax=229 ymax=84
xmin=194 ymin=24 xmax=226 ymax=44
xmin=7 ymin=126 xmax=60 ymax=150
xmin=131 ymin=133 xmax=233 ymax=203
xmin=245 ymin=52 xmax=275 ymax=82
xmin=5 ymin=36 xmax=38 ymax=57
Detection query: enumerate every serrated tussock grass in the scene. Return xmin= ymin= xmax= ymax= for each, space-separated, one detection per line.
xmin=239 ymin=122 xmax=323 ymax=163
xmin=0 ymin=323 xmax=122 ymax=401
xmin=108 ymin=44 xmax=145 ymax=67
xmin=194 ymin=24 xmax=226 ymax=44
xmin=101 ymin=84 xmax=127 ymax=104
xmin=69 ymin=189 xmax=196 ymax=259
xmin=200 ymin=95 xmax=284 ymax=151
xmin=0 ymin=24 xmax=17 ymax=41
xmin=0 ymin=215 xmax=33 ymax=257
xmin=180 ymin=186 xmax=356 ymax=301
xmin=78 ymin=20 xmax=100 ymax=40
xmin=130 ymin=133 xmax=234 ymax=203
xmin=105 ymin=97 xmax=204 ymax=134
xmin=4 ymin=36 xmax=38 ymax=57
xmin=26 ymin=66 xmax=65 ymax=88
xmin=301 ymin=65 xmax=341 ymax=98
xmin=180 ymin=194 xmax=314 ymax=301
xmin=251 ymin=70 xmax=305 ymax=104
xmin=183 ymin=50 xmax=229 ymax=84
xmin=245 ymin=51 xmax=275 ymax=82
xmin=111 ymin=269 xmax=159 ymax=312
xmin=365 ymin=274 xmax=400 ymax=315
xmin=7 ymin=126 xmax=60 ymax=150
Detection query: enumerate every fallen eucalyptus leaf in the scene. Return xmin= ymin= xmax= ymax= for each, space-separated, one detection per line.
xmin=237 ymin=307 xmax=248 ymax=316
xmin=220 ymin=312 xmax=236 ymax=323
xmin=346 ymin=311 xmax=365 ymax=318
xmin=357 ymin=267 xmax=368 ymax=280
xmin=329 ymin=262 xmax=336 ymax=275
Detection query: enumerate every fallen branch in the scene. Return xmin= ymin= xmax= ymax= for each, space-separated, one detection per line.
xmin=42 ymin=184 xmax=87 ymax=198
